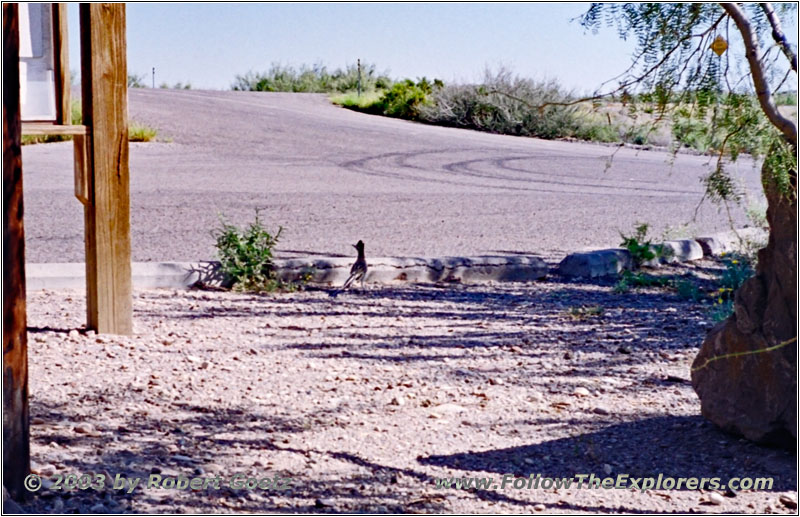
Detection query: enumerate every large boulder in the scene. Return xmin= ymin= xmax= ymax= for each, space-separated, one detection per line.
xmin=691 ymin=160 xmax=797 ymax=448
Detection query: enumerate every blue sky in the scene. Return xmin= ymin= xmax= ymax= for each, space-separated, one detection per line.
xmin=67 ymin=3 xmax=797 ymax=95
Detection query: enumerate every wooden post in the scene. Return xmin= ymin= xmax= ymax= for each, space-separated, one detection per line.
xmin=3 ymin=2 xmax=31 ymax=500
xmin=80 ymin=4 xmax=132 ymax=334
xmin=52 ymin=3 xmax=70 ymax=125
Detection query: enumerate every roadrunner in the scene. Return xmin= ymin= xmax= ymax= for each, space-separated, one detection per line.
xmin=342 ymin=240 xmax=367 ymax=290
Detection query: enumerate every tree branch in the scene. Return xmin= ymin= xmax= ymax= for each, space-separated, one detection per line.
xmin=759 ymin=2 xmax=798 ymax=72
xmin=721 ymin=2 xmax=797 ymax=145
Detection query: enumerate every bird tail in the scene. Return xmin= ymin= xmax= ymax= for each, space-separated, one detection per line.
xmin=342 ymin=273 xmax=356 ymax=290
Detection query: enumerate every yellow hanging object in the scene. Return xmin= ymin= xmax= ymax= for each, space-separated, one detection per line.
xmin=710 ymin=35 xmax=728 ymax=57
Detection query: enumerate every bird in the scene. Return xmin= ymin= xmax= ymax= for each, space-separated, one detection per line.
xmin=342 ymin=240 xmax=368 ymax=290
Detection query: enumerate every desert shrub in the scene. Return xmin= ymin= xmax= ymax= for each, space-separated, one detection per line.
xmin=708 ymin=252 xmax=755 ymax=321
xmin=128 ymin=122 xmax=158 ymax=142
xmin=213 ymin=211 xmax=287 ymax=292
xmin=128 ymin=73 xmax=147 ymax=88
xmin=419 ymin=67 xmax=580 ymax=139
xmin=619 ymin=223 xmax=659 ymax=268
xmin=232 ymin=62 xmax=391 ymax=93
xmin=379 ymin=78 xmax=441 ymax=119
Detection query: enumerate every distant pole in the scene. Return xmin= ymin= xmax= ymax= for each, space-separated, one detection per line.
xmin=152 ymin=67 xmax=155 ymax=88
xmin=357 ymin=58 xmax=362 ymax=97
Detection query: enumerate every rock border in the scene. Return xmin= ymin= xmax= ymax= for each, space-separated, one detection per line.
xmin=556 ymin=228 xmax=767 ymax=278
xmin=25 ymin=228 xmax=766 ymax=290
xmin=25 ymin=255 xmax=549 ymax=291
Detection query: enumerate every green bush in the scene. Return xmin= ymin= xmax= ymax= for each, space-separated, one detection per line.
xmin=330 ymin=90 xmax=387 ymax=114
xmin=420 ymin=68 xmax=580 ymax=139
xmin=213 ymin=211 xmax=286 ymax=292
xmin=379 ymin=78 xmax=440 ymax=119
xmin=232 ymin=62 xmax=391 ymax=94
xmin=128 ymin=122 xmax=158 ymax=142
xmin=619 ymin=223 xmax=658 ymax=268
xmin=708 ymin=252 xmax=755 ymax=321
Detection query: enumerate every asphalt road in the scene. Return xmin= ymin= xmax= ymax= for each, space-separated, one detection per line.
xmin=22 ymin=89 xmax=763 ymax=263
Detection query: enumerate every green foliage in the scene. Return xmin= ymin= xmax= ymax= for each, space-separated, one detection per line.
xmin=582 ymin=3 xmax=798 ymax=205
xmin=717 ymin=252 xmax=755 ymax=292
xmin=379 ymin=78 xmax=440 ymax=119
xmin=213 ymin=211 xmax=289 ymax=292
xmin=573 ymin=118 xmax=620 ymax=142
xmin=708 ymin=252 xmax=755 ymax=321
xmin=421 ymin=68 xmax=581 ymax=139
xmin=160 ymin=81 xmax=192 ymax=90
xmin=566 ymin=305 xmax=605 ymax=320
xmin=128 ymin=73 xmax=147 ymax=88
xmin=128 ymin=122 xmax=158 ymax=142
xmin=619 ymin=223 xmax=658 ymax=268
xmin=674 ymin=277 xmax=703 ymax=301
xmin=232 ymin=62 xmax=391 ymax=93
xmin=763 ymin=138 xmax=797 ymax=201
xmin=774 ymin=91 xmax=797 ymax=106
xmin=330 ymin=90 xmax=386 ymax=113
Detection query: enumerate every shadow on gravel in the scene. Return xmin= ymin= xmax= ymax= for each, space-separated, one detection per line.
xmin=27 ymin=399 xmax=454 ymax=513
xmin=419 ymin=414 xmax=796 ymax=492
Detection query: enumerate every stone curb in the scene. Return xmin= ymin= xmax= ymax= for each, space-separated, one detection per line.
xmin=25 ymin=255 xmax=548 ymax=291
xmin=557 ymin=228 xmax=767 ymax=279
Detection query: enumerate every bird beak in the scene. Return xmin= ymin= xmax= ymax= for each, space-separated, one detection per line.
xmin=352 ymin=244 xmax=358 ymax=249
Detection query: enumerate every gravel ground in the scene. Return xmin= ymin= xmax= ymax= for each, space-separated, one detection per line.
xmin=21 ymin=89 xmax=764 ymax=264
xmin=19 ymin=261 xmax=797 ymax=514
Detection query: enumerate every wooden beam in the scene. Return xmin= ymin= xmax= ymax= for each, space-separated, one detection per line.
xmin=3 ymin=2 xmax=31 ymax=501
xmin=80 ymin=4 xmax=132 ymax=334
xmin=73 ymin=134 xmax=89 ymax=205
xmin=52 ymin=3 xmax=70 ymax=125
xmin=21 ymin=122 xmax=87 ymax=136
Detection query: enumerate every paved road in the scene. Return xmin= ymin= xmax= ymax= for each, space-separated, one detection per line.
xmin=22 ymin=89 xmax=763 ymax=263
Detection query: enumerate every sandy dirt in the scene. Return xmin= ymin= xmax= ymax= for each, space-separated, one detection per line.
xmin=17 ymin=261 xmax=797 ymax=514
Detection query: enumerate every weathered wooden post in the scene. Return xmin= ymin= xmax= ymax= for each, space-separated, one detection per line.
xmin=3 ymin=2 xmax=31 ymax=500
xmin=80 ymin=3 xmax=132 ymax=334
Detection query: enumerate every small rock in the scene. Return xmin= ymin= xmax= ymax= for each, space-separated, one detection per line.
xmin=617 ymin=346 xmax=632 ymax=355
xmin=593 ymin=407 xmax=610 ymax=415
xmin=488 ymin=378 xmax=503 ymax=386
xmin=74 ymin=423 xmax=94 ymax=434
xmin=779 ymin=495 xmax=797 ymax=509
xmin=708 ymin=492 xmax=725 ymax=505
xmin=315 ymin=498 xmax=335 ymax=508
xmin=31 ymin=417 xmax=45 ymax=425
xmin=724 ymin=487 xmax=737 ymax=498
xmin=573 ymin=387 xmax=591 ymax=397
xmin=563 ymin=351 xmax=572 ymax=360
xmin=534 ymin=503 xmax=546 ymax=511
xmin=90 ymin=503 xmax=107 ymax=513
xmin=68 ymin=330 xmax=79 ymax=339
xmin=38 ymin=464 xmax=56 ymax=477
xmin=431 ymin=403 xmax=467 ymax=414
xmin=389 ymin=396 xmax=404 ymax=406
xmin=51 ymin=497 xmax=64 ymax=512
